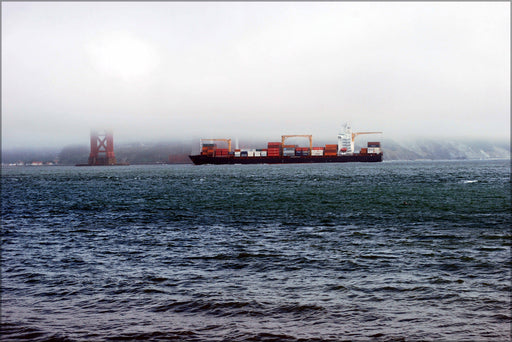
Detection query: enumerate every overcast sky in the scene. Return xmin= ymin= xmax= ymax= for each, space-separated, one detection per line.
xmin=2 ymin=2 xmax=510 ymax=149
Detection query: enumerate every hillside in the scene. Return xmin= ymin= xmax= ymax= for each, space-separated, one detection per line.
xmin=378 ymin=138 xmax=510 ymax=161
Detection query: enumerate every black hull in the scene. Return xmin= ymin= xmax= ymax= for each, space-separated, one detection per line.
xmin=189 ymin=154 xmax=383 ymax=165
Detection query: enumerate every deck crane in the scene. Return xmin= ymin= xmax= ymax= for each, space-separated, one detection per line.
xmin=338 ymin=123 xmax=382 ymax=155
xmin=352 ymin=131 xmax=383 ymax=143
xmin=281 ymin=135 xmax=313 ymax=150
xmin=200 ymin=138 xmax=232 ymax=152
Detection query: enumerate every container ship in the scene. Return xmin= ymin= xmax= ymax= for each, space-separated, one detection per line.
xmin=189 ymin=123 xmax=383 ymax=165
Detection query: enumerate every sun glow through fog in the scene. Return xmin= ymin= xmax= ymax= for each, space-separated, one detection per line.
xmin=87 ymin=32 xmax=159 ymax=81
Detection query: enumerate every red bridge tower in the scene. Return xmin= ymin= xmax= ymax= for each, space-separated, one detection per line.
xmin=88 ymin=129 xmax=117 ymax=165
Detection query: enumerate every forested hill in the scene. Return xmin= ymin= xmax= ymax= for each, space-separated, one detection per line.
xmin=2 ymin=138 xmax=509 ymax=165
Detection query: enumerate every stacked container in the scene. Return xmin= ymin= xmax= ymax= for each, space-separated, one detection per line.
xmin=201 ymin=143 xmax=216 ymax=156
xmin=324 ymin=144 xmax=338 ymax=156
xmin=295 ymin=147 xmax=310 ymax=156
xmin=216 ymin=148 xmax=229 ymax=157
xmin=311 ymin=147 xmax=324 ymax=156
xmin=282 ymin=145 xmax=296 ymax=157
xmin=367 ymin=142 xmax=381 ymax=154
xmin=240 ymin=149 xmax=256 ymax=157
xmin=267 ymin=142 xmax=282 ymax=157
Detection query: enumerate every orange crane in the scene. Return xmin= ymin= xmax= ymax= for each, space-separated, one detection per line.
xmin=281 ymin=135 xmax=313 ymax=150
xmin=200 ymin=138 xmax=232 ymax=151
xmin=352 ymin=132 xmax=382 ymax=144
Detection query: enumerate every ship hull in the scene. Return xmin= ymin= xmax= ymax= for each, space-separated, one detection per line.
xmin=189 ymin=154 xmax=383 ymax=165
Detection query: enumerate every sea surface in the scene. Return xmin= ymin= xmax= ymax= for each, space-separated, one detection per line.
xmin=1 ymin=160 xmax=511 ymax=341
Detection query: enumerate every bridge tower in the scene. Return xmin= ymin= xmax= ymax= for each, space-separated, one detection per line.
xmin=88 ymin=129 xmax=117 ymax=165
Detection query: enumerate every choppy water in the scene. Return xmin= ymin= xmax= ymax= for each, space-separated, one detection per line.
xmin=1 ymin=160 xmax=511 ymax=341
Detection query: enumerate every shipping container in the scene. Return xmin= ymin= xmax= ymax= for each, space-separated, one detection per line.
xmin=368 ymin=142 xmax=381 ymax=147
xmin=296 ymin=147 xmax=310 ymax=152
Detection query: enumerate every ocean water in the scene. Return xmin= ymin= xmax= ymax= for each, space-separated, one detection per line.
xmin=1 ymin=160 xmax=510 ymax=341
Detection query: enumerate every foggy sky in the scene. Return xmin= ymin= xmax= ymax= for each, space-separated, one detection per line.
xmin=2 ymin=2 xmax=510 ymax=149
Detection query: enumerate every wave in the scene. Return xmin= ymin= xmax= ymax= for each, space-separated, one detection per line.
xmin=149 ymin=299 xmax=327 ymax=319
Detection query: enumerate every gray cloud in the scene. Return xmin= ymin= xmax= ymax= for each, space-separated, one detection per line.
xmin=2 ymin=2 xmax=509 ymax=148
